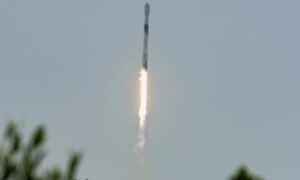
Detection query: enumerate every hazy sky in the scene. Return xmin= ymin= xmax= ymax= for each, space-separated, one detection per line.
xmin=1 ymin=0 xmax=300 ymax=179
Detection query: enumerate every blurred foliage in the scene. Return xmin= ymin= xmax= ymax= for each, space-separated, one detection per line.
xmin=0 ymin=121 xmax=82 ymax=180
xmin=229 ymin=165 xmax=264 ymax=180
xmin=0 ymin=122 xmax=267 ymax=180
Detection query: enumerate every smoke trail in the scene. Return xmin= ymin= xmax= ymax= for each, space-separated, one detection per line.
xmin=136 ymin=67 xmax=148 ymax=154
xmin=135 ymin=67 xmax=148 ymax=180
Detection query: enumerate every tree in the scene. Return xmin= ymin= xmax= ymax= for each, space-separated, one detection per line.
xmin=0 ymin=121 xmax=82 ymax=180
xmin=229 ymin=165 xmax=264 ymax=180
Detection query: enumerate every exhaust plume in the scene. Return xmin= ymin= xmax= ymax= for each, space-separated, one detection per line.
xmin=136 ymin=67 xmax=148 ymax=153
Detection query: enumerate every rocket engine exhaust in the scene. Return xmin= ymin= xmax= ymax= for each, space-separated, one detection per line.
xmin=137 ymin=68 xmax=148 ymax=152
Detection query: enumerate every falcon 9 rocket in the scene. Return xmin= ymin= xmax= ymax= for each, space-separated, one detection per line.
xmin=142 ymin=3 xmax=150 ymax=70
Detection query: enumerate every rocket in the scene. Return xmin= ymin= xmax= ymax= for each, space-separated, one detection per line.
xmin=142 ymin=3 xmax=150 ymax=70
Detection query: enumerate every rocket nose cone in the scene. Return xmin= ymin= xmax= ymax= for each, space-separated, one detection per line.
xmin=145 ymin=3 xmax=150 ymax=16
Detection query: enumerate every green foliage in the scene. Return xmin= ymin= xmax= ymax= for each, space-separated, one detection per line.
xmin=230 ymin=165 xmax=264 ymax=180
xmin=0 ymin=121 xmax=82 ymax=180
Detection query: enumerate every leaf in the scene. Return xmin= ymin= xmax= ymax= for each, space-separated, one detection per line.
xmin=31 ymin=125 xmax=46 ymax=149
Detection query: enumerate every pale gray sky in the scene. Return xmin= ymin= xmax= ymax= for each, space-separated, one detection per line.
xmin=1 ymin=0 xmax=300 ymax=179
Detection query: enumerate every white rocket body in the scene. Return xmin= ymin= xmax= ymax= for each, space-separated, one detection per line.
xmin=142 ymin=3 xmax=150 ymax=70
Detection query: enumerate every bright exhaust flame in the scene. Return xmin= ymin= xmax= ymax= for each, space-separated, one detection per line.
xmin=136 ymin=67 xmax=148 ymax=152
